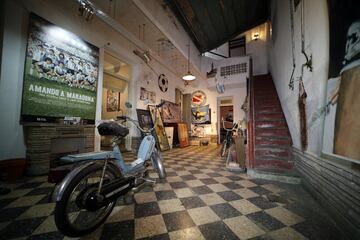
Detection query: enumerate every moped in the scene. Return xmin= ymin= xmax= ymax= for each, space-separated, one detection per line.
xmin=51 ymin=102 xmax=166 ymax=237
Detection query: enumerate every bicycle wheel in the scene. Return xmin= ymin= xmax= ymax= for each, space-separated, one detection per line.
xmin=54 ymin=162 xmax=120 ymax=237
xmin=221 ymin=140 xmax=228 ymax=157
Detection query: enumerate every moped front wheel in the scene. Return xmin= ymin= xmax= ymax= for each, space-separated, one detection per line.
xmin=54 ymin=162 xmax=119 ymax=237
xmin=152 ymin=148 xmax=166 ymax=179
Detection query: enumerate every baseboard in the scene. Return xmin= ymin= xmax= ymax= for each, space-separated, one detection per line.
xmin=293 ymin=148 xmax=360 ymax=239
xmin=247 ymin=168 xmax=301 ymax=184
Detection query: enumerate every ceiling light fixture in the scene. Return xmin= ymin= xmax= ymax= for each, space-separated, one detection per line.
xmin=182 ymin=39 xmax=196 ymax=81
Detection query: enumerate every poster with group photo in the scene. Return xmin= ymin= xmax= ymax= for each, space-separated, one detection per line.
xmin=21 ymin=13 xmax=99 ymax=121
xmin=323 ymin=0 xmax=360 ymax=161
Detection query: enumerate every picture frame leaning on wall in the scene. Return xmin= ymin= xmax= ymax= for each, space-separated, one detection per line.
xmin=148 ymin=105 xmax=170 ymax=151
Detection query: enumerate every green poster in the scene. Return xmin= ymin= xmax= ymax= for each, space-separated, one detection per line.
xmin=21 ymin=13 xmax=99 ymax=120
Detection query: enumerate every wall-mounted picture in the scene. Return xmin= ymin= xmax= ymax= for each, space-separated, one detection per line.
xmin=161 ymin=100 xmax=181 ymax=123
xmin=140 ymin=87 xmax=156 ymax=104
xmin=106 ymin=89 xmax=120 ymax=112
xmin=191 ymin=90 xmax=207 ymax=106
xmin=21 ymin=13 xmax=99 ymax=122
xmin=148 ymin=105 xmax=170 ymax=151
xmin=323 ymin=0 xmax=360 ymax=162
xmin=191 ymin=105 xmax=211 ymax=124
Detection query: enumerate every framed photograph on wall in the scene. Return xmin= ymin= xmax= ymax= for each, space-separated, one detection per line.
xmin=140 ymin=87 xmax=156 ymax=104
xmin=106 ymin=89 xmax=120 ymax=112
xmin=148 ymin=105 xmax=170 ymax=151
xmin=161 ymin=100 xmax=181 ymax=123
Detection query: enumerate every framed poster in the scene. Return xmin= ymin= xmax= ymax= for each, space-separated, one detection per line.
xmin=191 ymin=105 xmax=211 ymax=124
xmin=106 ymin=89 xmax=120 ymax=112
xmin=136 ymin=109 xmax=153 ymax=130
xmin=322 ymin=0 xmax=360 ymax=162
xmin=21 ymin=13 xmax=99 ymax=122
xmin=148 ymin=106 xmax=170 ymax=151
xmin=177 ymin=123 xmax=189 ymax=148
xmin=161 ymin=100 xmax=181 ymax=123
xmin=140 ymin=87 xmax=156 ymax=104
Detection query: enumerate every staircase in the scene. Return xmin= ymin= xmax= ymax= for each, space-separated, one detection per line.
xmin=251 ymin=74 xmax=294 ymax=173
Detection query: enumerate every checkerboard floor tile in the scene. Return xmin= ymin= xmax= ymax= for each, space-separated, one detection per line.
xmin=0 ymin=145 xmax=345 ymax=239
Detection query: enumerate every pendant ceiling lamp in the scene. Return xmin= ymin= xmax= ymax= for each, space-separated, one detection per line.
xmin=182 ymin=39 xmax=196 ymax=81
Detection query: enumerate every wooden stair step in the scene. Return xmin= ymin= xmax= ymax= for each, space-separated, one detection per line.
xmin=255 ymin=128 xmax=289 ymax=137
xmin=255 ymin=147 xmax=291 ymax=158
xmin=255 ymin=121 xmax=287 ymax=128
xmin=254 ymin=158 xmax=294 ymax=170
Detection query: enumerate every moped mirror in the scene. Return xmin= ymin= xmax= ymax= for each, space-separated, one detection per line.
xmin=125 ymin=102 xmax=132 ymax=109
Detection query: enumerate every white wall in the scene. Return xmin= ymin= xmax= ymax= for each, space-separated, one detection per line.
xmin=0 ymin=0 xmax=248 ymax=160
xmin=204 ymin=22 xmax=269 ymax=76
xmin=268 ymin=0 xmax=329 ymax=155
xmin=0 ymin=0 xmax=28 ymax=160
xmin=0 ymin=0 xmax=144 ymax=159
xmin=245 ymin=23 xmax=269 ymax=75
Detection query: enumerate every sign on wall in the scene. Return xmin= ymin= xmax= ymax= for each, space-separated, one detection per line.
xmin=140 ymin=87 xmax=156 ymax=104
xmin=323 ymin=0 xmax=360 ymax=161
xmin=21 ymin=13 xmax=99 ymax=121
xmin=161 ymin=100 xmax=181 ymax=123
xmin=191 ymin=90 xmax=207 ymax=106
xmin=191 ymin=105 xmax=211 ymax=124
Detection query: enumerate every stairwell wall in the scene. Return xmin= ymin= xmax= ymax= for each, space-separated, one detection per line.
xmin=268 ymin=0 xmax=360 ymax=237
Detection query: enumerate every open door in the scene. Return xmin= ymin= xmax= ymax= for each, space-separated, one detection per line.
xmin=101 ymin=52 xmax=130 ymax=151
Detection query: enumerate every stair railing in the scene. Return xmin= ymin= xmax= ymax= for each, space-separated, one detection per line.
xmin=247 ymin=57 xmax=255 ymax=168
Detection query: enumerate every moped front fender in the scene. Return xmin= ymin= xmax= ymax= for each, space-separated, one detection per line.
xmin=151 ymin=148 xmax=166 ymax=179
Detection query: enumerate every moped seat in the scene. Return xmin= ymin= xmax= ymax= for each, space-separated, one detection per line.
xmin=97 ymin=122 xmax=129 ymax=137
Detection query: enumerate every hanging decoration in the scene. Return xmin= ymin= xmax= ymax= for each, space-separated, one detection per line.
xmin=206 ymin=62 xmax=217 ymax=78
xmin=191 ymin=90 xmax=207 ymax=106
xmin=298 ymin=0 xmax=312 ymax=151
xmin=215 ymin=77 xmax=225 ymax=94
xmin=158 ymin=74 xmax=168 ymax=92
xmin=288 ymin=0 xmax=296 ymax=91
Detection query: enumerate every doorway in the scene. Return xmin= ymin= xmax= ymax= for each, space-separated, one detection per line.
xmin=218 ymin=97 xmax=234 ymax=143
xmin=101 ymin=52 xmax=130 ymax=150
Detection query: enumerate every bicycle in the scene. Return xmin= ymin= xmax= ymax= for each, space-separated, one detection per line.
xmin=220 ymin=117 xmax=239 ymax=157
xmin=51 ymin=102 xmax=166 ymax=237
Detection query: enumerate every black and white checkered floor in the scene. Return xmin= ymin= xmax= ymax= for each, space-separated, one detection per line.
xmin=0 ymin=146 xmax=345 ymax=240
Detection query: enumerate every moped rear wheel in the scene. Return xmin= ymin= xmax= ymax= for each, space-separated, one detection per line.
xmin=54 ymin=162 xmax=119 ymax=237
xmin=221 ymin=140 xmax=228 ymax=157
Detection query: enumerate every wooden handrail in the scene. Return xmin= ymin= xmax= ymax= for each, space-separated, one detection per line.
xmin=247 ymin=57 xmax=255 ymax=168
